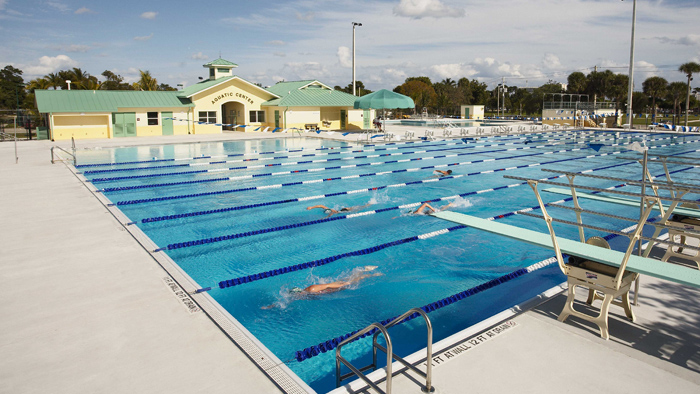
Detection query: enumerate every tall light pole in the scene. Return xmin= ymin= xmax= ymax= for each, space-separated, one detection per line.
xmin=624 ymin=0 xmax=636 ymax=130
xmin=352 ymin=22 xmax=362 ymax=96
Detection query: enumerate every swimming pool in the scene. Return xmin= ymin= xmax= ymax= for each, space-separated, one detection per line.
xmin=75 ymin=130 xmax=700 ymax=393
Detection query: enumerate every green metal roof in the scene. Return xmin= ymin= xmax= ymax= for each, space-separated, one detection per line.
xmin=177 ymin=76 xmax=278 ymax=99
xmin=35 ymin=90 xmax=194 ymax=113
xmin=177 ymin=76 xmax=236 ymax=98
xmin=203 ymin=58 xmax=238 ymax=67
xmin=263 ymin=80 xmax=357 ymax=107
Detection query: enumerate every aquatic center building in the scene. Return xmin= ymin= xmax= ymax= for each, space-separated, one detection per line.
xmin=35 ymin=59 xmax=373 ymax=140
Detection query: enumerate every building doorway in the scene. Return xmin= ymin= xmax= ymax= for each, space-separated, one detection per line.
xmin=221 ymin=101 xmax=245 ymax=131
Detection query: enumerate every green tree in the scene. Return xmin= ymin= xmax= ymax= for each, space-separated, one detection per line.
xmin=394 ymin=77 xmax=436 ymax=112
xmin=0 ymin=65 xmax=26 ymax=110
xmin=333 ymin=81 xmax=372 ymax=96
xmin=158 ymin=83 xmax=178 ymax=91
xmin=586 ymin=70 xmax=614 ymax=100
xmin=566 ymin=71 xmax=587 ymax=94
xmin=642 ymin=76 xmax=668 ymax=122
xmin=523 ymin=81 xmax=563 ymax=115
xmin=678 ymin=62 xmax=700 ymax=127
xmin=26 ymin=77 xmax=51 ymax=92
xmin=667 ymin=81 xmax=687 ymax=126
xmin=631 ymin=91 xmax=648 ymax=115
xmin=133 ymin=70 xmax=158 ymax=91
xmin=46 ymin=73 xmax=64 ymax=90
xmin=100 ymin=70 xmax=132 ymax=90
xmin=608 ymin=73 xmax=629 ymax=124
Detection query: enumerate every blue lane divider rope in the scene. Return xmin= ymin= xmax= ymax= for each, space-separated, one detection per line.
xmin=186 ymin=163 xmax=697 ymax=295
xmin=155 ymin=151 xmax=668 ymax=252
xmin=84 ymin=131 xmax=659 ymax=180
xmin=96 ymin=132 xmax=638 ymax=192
xmin=108 ymin=136 xmax=696 ymax=206
xmin=290 ymin=171 xmax=697 ymax=363
xmin=138 ymin=154 xmax=639 ymax=224
xmin=88 ymin=133 xmax=694 ymax=184
xmin=76 ymin=131 xmax=570 ymax=168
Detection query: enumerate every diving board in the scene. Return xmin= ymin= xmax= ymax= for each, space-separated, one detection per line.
xmin=432 ymin=211 xmax=700 ymax=289
xmin=543 ymin=187 xmax=700 ymax=219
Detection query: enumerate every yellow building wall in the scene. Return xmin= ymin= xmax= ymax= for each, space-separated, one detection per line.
xmin=51 ymin=113 xmax=111 ymax=140
xmin=271 ymin=106 xmax=366 ymax=130
xmin=190 ymin=78 xmax=276 ymax=134
xmin=118 ymin=107 xmax=193 ymax=137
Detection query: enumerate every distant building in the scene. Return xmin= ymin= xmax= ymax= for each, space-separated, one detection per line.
xmin=35 ymin=58 xmax=372 ymax=140
xmin=459 ymin=105 xmax=484 ymax=120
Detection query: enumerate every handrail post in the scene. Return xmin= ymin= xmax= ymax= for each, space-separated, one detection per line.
xmin=51 ymin=146 xmax=55 ymax=164
xmin=71 ymin=137 xmax=77 ymax=166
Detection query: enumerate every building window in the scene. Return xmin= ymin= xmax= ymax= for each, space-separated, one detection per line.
xmin=198 ymin=111 xmax=216 ymax=124
xmin=209 ymin=68 xmax=215 ymax=78
xmin=147 ymin=112 xmax=159 ymax=125
xmin=249 ymin=110 xmax=265 ymax=123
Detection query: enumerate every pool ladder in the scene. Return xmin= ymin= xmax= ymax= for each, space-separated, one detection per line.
xmin=335 ymin=307 xmax=434 ymax=393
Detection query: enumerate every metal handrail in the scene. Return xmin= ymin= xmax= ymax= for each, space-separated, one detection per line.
xmin=51 ymin=137 xmax=77 ymax=166
xmin=0 ymin=131 xmax=18 ymax=164
xmin=335 ymin=307 xmax=434 ymax=394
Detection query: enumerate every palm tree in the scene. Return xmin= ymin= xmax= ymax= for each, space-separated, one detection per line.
xmin=679 ymin=62 xmax=700 ymax=127
xmin=642 ymin=76 xmax=668 ymax=122
xmin=608 ymin=74 xmax=629 ymax=125
xmin=26 ymin=78 xmax=51 ymax=92
xmin=134 ymin=70 xmax=158 ymax=91
xmin=667 ymin=82 xmax=687 ymax=126
xmin=566 ymin=71 xmax=587 ymax=94
xmin=46 ymin=73 xmax=63 ymax=90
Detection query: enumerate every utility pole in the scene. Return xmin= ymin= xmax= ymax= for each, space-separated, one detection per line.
xmin=625 ymin=0 xmax=637 ymax=130
xmin=352 ymin=22 xmax=362 ymax=96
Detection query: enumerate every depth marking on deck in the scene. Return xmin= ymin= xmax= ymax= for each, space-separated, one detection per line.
xmin=163 ymin=277 xmax=201 ymax=314
xmin=422 ymin=320 xmax=518 ymax=368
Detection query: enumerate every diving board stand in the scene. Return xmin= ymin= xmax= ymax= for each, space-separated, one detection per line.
xmin=432 ymin=209 xmax=700 ymax=339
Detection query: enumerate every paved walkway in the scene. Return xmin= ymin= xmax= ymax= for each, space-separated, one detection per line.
xmin=2 ymin=130 xmax=699 ymax=394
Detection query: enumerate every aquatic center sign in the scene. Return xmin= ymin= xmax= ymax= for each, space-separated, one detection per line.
xmin=211 ymin=91 xmax=255 ymax=105
xmin=423 ymin=320 xmax=518 ymax=368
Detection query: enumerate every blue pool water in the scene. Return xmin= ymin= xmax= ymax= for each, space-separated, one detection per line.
xmin=76 ymin=131 xmax=700 ymax=393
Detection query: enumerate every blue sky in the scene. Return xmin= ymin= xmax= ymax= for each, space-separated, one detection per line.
xmin=1 ymin=0 xmax=698 ymax=90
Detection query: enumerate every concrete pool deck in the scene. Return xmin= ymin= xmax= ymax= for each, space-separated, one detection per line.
xmin=1 ymin=129 xmax=699 ymax=394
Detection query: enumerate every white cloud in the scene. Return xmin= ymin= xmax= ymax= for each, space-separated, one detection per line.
xmin=134 ymin=33 xmax=153 ymax=41
xmin=542 ymin=53 xmax=562 ymax=70
xmin=140 ymin=11 xmax=157 ymax=20
xmin=295 ymin=11 xmax=314 ymax=21
xmin=46 ymin=1 xmax=69 ymax=13
xmin=655 ymin=34 xmax=700 ymax=46
xmin=281 ymin=62 xmax=331 ymax=81
xmin=266 ymin=40 xmax=285 ymax=46
xmin=0 ymin=0 xmax=7 ymax=11
xmin=62 ymin=44 xmax=90 ymax=52
xmin=190 ymin=52 xmax=208 ymax=60
xmin=337 ymin=46 xmax=352 ymax=68
xmin=430 ymin=63 xmax=478 ymax=80
xmin=273 ymin=52 xmax=286 ymax=57
xmin=74 ymin=7 xmax=94 ymax=14
xmin=393 ymin=0 xmax=465 ymax=19
xmin=25 ymin=54 xmax=78 ymax=76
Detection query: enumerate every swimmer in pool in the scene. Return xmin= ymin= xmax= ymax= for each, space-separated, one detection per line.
xmin=307 ymin=203 xmax=371 ymax=218
xmin=433 ymin=169 xmax=453 ymax=177
xmin=413 ymin=201 xmax=453 ymax=215
xmin=261 ymin=266 xmax=383 ymax=309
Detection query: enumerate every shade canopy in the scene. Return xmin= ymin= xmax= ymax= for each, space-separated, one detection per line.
xmin=353 ymin=89 xmax=415 ymax=110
